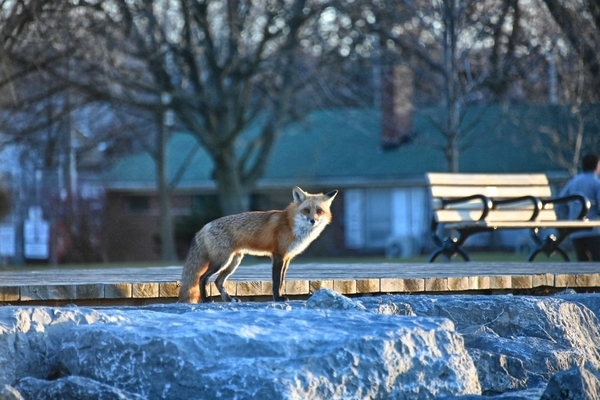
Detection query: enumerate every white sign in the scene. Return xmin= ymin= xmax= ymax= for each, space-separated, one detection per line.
xmin=0 ymin=224 xmax=15 ymax=257
xmin=24 ymin=206 xmax=49 ymax=259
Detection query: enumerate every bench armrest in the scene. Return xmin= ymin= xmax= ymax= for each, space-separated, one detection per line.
xmin=440 ymin=194 xmax=493 ymax=222
xmin=542 ymin=195 xmax=591 ymax=220
xmin=492 ymin=196 xmax=543 ymax=221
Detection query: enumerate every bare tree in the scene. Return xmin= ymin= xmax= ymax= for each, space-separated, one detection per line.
xmin=42 ymin=0 xmax=332 ymax=260
xmin=1 ymin=0 xmax=334 ymax=261
xmin=337 ymin=0 xmax=524 ymax=171
xmin=0 ymin=1 xmax=150 ymax=261
xmin=501 ymin=0 xmax=600 ymax=175
xmin=542 ymin=0 xmax=600 ymax=93
xmin=60 ymin=0 xmax=329 ymax=216
xmin=511 ymin=59 xmax=600 ymax=176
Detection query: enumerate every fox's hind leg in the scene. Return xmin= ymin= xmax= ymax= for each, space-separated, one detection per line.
xmin=179 ymin=241 xmax=209 ymax=303
xmin=198 ymin=252 xmax=241 ymax=303
xmin=198 ymin=261 xmax=222 ymax=303
xmin=214 ymin=253 xmax=244 ymax=302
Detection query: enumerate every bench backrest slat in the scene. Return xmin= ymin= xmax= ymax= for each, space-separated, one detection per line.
xmin=427 ymin=173 xmax=557 ymax=224
xmin=430 ymin=186 xmax=552 ymax=199
xmin=427 ymin=173 xmax=549 ymax=186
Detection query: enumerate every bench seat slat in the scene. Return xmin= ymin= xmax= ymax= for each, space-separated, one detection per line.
xmin=445 ymin=220 xmax=600 ymax=229
xmin=430 ymin=186 xmax=552 ymax=198
xmin=434 ymin=209 xmax=558 ymax=223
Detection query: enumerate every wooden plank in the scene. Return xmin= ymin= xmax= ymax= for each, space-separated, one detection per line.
xmin=490 ymin=276 xmax=512 ymax=289
xmin=285 ymin=280 xmax=310 ymax=295
xmin=133 ymin=283 xmax=159 ymax=298
xmin=356 ymin=279 xmax=380 ymax=293
xmin=76 ymin=284 xmax=104 ymax=299
xmin=2 ymin=263 xmax=600 ymax=305
xmin=427 ymin=173 xmax=548 ymax=186
xmin=510 ymin=275 xmax=533 ymax=289
xmin=21 ymin=285 xmax=76 ymax=301
xmin=555 ymin=273 xmax=600 ymax=287
xmin=445 ymin=220 xmax=600 ymax=229
xmin=425 ymin=277 xmax=448 ymax=291
xmin=159 ymin=282 xmax=180 ymax=298
xmin=310 ymin=280 xmax=334 ymax=293
xmin=235 ymin=281 xmax=261 ymax=297
xmin=105 ymin=283 xmax=132 ymax=298
xmin=533 ymin=273 xmax=554 ymax=287
xmin=432 ymin=199 xmax=544 ymax=210
xmin=447 ymin=277 xmax=470 ymax=291
xmin=403 ymin=278 xmax=425 ymax=292
xmin=333 ymin=280 xmax=357 ymax=295
xmin=430 ymin=186 xmax=552 ymax=198
xmin=468 ymin=276 xmax=490 ymax=290
xmin=380 ymin=278 xmax=406 ymax=293
xmin=434 ymin=209 xmax=557 ymax=223
xmin=0 ymin=286 xmax=19 ymax=302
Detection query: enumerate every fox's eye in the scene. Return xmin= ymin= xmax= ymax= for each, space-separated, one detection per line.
xmin=303 ymin=208 xmax=311 ymax=214
xmin=316 ymin=208 xmax=324 ymax=215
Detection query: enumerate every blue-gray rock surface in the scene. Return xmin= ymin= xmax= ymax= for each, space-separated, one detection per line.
xmin=358 ymin=293 xmax=600 ymax=396
xmin=1 ymin=290 xmax=600 ymax=399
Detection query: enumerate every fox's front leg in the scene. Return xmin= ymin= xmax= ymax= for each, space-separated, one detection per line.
xmin=272 ymin=255 xmax=290 ymax=302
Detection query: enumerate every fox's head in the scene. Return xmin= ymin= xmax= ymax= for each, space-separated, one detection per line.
xmin=292 ymin=186 xmax=338 ymax=230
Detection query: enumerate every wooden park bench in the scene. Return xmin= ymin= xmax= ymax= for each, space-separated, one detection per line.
xmin=427 ymin=173 xmax=600 ymax=262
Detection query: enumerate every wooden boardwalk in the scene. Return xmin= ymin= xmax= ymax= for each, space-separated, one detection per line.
xmin=1 ymin=262 xmax=600 ymax=304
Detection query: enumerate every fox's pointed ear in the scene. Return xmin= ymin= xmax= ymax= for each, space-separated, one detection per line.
xmin=325 ymin=190 xmax=338 ymax=201
xmin=293 ymin=186 xmax=307 ymax=203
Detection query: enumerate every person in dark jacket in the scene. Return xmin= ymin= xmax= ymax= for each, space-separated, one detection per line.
xmin=558 ymin=153 xmax=600 ymax=261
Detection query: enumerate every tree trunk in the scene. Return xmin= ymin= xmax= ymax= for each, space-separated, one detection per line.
xmin=156 ymin=114 xmax=176 ymax=261
xmin=446 ymin=100 xmax=461 ymax=172
xmin=442 ymin=0 xmax=461 ymax=173
xmin=213 ymin=145 xmax=251 ymax=215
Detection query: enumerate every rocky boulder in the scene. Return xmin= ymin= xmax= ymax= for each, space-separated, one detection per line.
xmin=539 ymin=365 xmax=600 ymax=400
xmin=14 ymin=376 xmax=145 ymax=400
xmin=0 ymin=307 xmax=123 ymax=387
xmin=2 ymin=291 xmax=600 ymax=399
xmin=1 ymin=301 xmax=480 ymax=399
xmin=359 ymin=293 xmax=600 ymax=396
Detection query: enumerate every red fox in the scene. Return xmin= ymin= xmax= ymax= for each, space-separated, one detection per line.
xmin=178 ymin=187 xmax=338 ymax=303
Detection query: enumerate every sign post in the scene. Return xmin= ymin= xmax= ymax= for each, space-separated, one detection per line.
xmin=0 ymin=224 xmax=15 ymax=257
xmin=24 ymin=206 xmax=49 ymax=260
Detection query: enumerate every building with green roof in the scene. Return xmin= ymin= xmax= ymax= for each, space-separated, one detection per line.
xmin=101 ymin=106 xmax=597 ymax=261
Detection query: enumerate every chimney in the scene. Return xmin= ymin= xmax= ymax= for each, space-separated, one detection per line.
xmin=380 ymin=64 xmax=414 ymax=150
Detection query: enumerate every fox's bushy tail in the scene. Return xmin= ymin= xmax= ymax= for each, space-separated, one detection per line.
xmin=178 ymin=238 xmax=209 ymax=303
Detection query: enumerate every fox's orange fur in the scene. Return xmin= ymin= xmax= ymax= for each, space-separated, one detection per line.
xmin=179 ymin=187 xmax=338 ymax=303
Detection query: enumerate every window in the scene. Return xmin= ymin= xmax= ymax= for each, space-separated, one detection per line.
xmin=124 ymin=196 xmax=150 ymax=213
xmin=364 ymin=189 xmax=392 ymax=248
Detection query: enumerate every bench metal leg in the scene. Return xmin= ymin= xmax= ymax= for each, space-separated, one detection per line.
xmin=429 ymin=248 xmax=470 ymax=262
xmin=528 ymin=229 xmax=571 ymax=262
xmin=527 ymin=247 xmax=569 ymax=262
xmin=428 ymin=233 xmax=471 ymax=262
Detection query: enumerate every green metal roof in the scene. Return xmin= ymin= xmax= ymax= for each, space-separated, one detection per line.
xmin=103 ymin=105 xmax=599 ymax=190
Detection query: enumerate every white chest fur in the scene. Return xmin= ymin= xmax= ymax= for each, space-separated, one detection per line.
xmin=287 ymin=214 xmax=327 ymax=257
